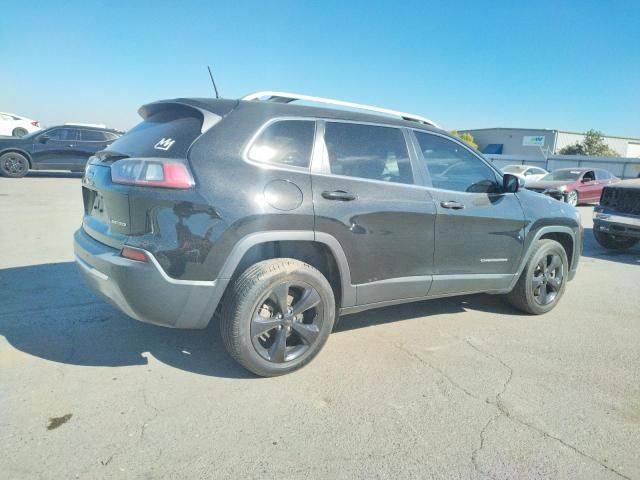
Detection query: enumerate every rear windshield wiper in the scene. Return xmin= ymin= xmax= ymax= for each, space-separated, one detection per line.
xmin=95 ymin=150 xmax=131 ymax=163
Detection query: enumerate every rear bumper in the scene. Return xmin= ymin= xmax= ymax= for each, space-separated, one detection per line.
xmin=74 ymin=228 xmax=228 ymax=329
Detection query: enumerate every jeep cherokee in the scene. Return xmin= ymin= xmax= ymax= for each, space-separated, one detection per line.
xmin=74 ymin=92 xmax=582 ymax=376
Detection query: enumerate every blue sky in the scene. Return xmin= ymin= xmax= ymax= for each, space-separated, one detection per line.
xmin=2 ymin=0 xmax=639 ymax=136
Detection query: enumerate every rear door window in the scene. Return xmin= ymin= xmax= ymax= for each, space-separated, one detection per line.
xmin=323 ymin=122 xmax=414 ymax=184
xmin=248 ymin=120 xmax=315 ymax=168
xmin=106 ymin=106 xmax=206 ymax=158
xmin=80 ymin=130 xmax=108 ymax=142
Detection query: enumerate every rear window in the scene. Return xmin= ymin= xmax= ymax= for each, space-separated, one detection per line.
xmin=247 ymin=120 xmax=315 ymax=168
xmin=324 ymin=122 xmax=413 ymax=185
xmin=105 ymin=107 xmax=205 ymax=158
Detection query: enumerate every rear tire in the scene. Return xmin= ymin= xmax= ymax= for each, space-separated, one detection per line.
xmin=593 ymin=229 xmax=639 ymax=250
xmin=507 ymin=239 xmax=568 ymax=315
xmin=0 ymin=152 xmax=30 ymax=178
xmin=220 ymin=258 xmax=336 ymax=377
xmin=12 ymin=127 xmax=28 ymax=138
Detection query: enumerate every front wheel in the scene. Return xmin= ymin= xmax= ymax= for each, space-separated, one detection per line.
xmin=220 ymin=259 xmax=336 ymax=377
xmin=507 ymin=239 xmax=568 ymax=315
xmin=593 ymin=229 xmax=639 ymax=250
xmin=565 ymin=190 xmax=578 ymax=206
xmin=0 ymin=152 xmax=30 ymax=178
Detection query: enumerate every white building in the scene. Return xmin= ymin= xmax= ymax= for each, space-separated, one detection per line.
xmin=459 ymin=128 xmax=640 ymax=158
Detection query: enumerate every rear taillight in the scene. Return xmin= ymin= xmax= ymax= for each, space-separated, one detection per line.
xmin=31 ymin=121 xmax=40 ymax=127
xmin=121 ymin=247 xmax=148 ymax=262
xmin=111 ymin=159 xmax=194 ymax=189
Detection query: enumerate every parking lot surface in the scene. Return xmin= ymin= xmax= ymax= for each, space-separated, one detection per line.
xmin=1 ymin=173 xmax=639 ymax=480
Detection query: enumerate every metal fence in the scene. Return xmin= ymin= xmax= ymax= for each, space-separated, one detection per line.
xmin=485 ymin=154 xmax=640 ymax=179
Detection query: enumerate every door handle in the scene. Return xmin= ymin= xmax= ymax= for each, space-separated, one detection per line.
xmin=67 ymin=144 xmax=75 ymax=148
xmin=322 ymin=190 xmax=356 ymax=201
xmin=440 ymin=200 xmax=465 ymax=210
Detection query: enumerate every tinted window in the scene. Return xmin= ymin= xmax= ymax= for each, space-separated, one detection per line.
xmin=104 ymin=132 xmax=120 ymax=141
xmin=324 ymin=122 xmax=413 ymax=184
xmin=415 ymin=132 xmax=499 ymax=193
xmin=107 ymin=106 xmax=205 ymax=158
xmin=80 ymin=130 xmax=108 ymax=141
xmin=596 ymin=169 xmax=611 ymax=180
xmin=248 ymin=120 xmax=315 ymax=168
xmin=46 ymin=128 xmax=77 ymax=141
xmin=583 ymin=170 xmax=595 ymax=181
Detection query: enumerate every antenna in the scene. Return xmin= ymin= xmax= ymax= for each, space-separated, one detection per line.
xmin=207 ymin=65 xmax=220 ymax=99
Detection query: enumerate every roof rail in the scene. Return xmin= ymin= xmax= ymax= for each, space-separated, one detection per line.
xmin=241 ymin=91 xmax=440 ymax=128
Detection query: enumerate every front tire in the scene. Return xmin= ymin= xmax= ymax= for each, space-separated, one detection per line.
xmin=593 ymin=229 xmax=639 ymax=250
xmin=565 ymin=190 xmax=578 ymax=206
xmin=0 ymin=152 xmax=30 ymax=178
xmin=507 ymin=239 xmax=568 ymax=315
xmin=220 ymin=259 xmax=336 ymax=377
xmin=12 ymin=127 xmax=28 ymax=138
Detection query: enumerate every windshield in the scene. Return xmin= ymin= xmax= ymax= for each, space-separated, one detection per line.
xmin=541 ymin=170 xmax=582 ymax=181
xmin=503 ymin=165 xmax=527 ymax=174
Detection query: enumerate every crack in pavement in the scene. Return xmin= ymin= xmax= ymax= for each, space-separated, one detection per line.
xmin=394 ymin=342 xmax=481 ymax=403
xmin=393 ymin=339 xmax=632 ymax=480
xmin=139 ymin=387 xmax=160 ymax=442
xmin=465 ymin=339 xmax=631 ymax=480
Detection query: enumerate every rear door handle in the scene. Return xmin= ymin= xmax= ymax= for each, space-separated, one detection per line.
xmin=440 ymin=200 xmax=465 ymax=210
xmin=322 ymin=190 xmax=356 ymax=201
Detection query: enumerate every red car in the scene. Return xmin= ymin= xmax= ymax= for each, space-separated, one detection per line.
xmin=526 ymin=168 xmax=620 ymax=206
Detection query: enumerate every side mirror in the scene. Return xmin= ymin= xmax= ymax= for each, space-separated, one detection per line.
xmin=503 ymin=173 xmax=522 ymax=193
xmin=38 ymin=135 xmax=49 ymax=144
xmin=581 ymin=177 xmax=591 ymax=183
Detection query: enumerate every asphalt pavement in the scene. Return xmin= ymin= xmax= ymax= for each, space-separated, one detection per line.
xmin=1 ymin=173 xmax=638 ymax=479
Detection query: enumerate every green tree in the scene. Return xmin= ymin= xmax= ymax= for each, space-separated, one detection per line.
xmin=559 ymin=130 xmax=619 ymax=156
xmin=450 ymin=130 xmax=478 ymax=150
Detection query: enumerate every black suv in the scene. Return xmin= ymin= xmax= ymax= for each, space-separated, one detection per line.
xmin=74 ymin=92 xmax=582 ymax=376
xmin=0 ymin=125 xmax=122 ymax=177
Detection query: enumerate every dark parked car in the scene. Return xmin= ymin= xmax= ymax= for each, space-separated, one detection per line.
xmin=74 ymin=92 xmax=582 ymax=376
xmin=526 ymin=168 xmax=620 ymax=206
xmin=593 ymin=179 xmax=640 ymax=250
xmin=0 ymin=125 xmax=122 ymax=177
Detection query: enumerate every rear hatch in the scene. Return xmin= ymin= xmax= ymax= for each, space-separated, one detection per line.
xmin=81 ymin=100 xmax=234 ymax=249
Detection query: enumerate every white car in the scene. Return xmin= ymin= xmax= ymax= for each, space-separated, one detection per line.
xmin=0 ymin=112 xmax=42 ymax=137
xmin=501 ymin=164 xmax=548 ymax=184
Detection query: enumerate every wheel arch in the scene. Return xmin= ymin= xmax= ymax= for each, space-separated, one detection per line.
xmin=217 ymin=231 xmax=356 ymax=308
xmin=510 ymin=226 xmax=577 ymax=290
xmin=0 ymin=148 xmax=33 ymax=168
xmin=539 ymin=231 xmax=574 ymax=268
